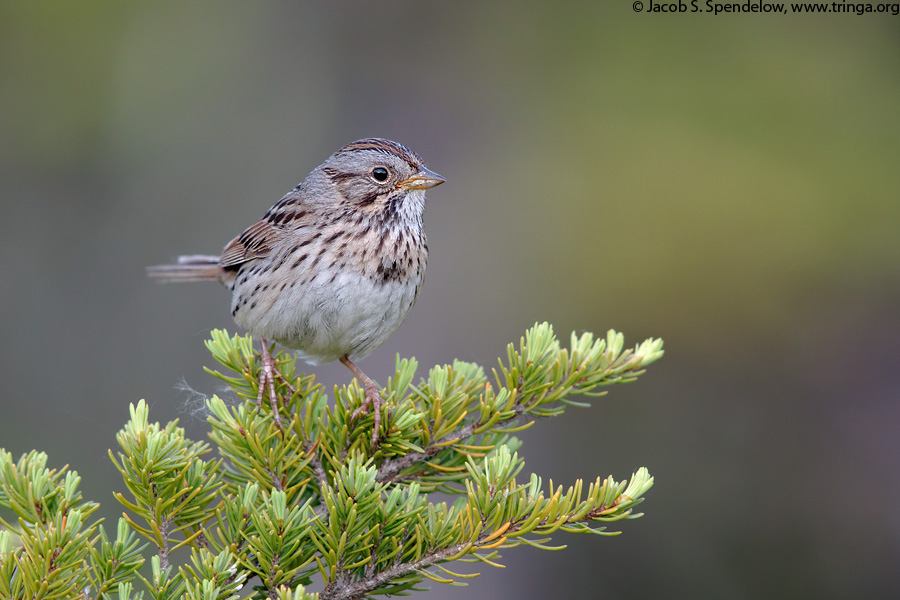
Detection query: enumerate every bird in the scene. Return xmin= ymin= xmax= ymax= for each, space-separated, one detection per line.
xmin=148 ymin=138 xmax=444 ymax=444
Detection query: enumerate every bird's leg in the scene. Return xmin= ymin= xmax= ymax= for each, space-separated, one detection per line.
xmin=256 ymin=338 xmax=297 ymax=429
xmin=341 ymin=355 xmax=382 ymax=446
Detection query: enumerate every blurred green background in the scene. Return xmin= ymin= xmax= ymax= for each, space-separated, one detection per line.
xmin=1 ymin=2 xmax=899 ymax=598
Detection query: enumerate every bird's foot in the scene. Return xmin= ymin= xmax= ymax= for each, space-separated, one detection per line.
xmin=351 ymin=383 xmax=383 ymax=447
xmin=256 ymin=339 xmax=297 ymax=429
xmin=341 ymin=356 xmax=383 ymax=447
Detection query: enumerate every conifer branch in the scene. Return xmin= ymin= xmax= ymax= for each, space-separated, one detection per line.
xmin=0 ymin=322 xmax=661 ymax=599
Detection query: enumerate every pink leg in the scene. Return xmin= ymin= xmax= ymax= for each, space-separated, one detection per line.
xmin=341 ymin=355 xmax=382 ymax=447
xmin=256 ymin=339 xmax=297 ymax=429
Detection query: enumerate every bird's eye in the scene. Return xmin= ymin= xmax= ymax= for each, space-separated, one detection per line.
xmin=371 ymin=167 xmax=389 ymax=182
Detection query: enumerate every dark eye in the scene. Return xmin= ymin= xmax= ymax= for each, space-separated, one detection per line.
xmin=371 ymin=167 xmax=389 ymax=182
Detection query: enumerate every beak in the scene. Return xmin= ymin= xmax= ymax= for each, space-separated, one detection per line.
xmin=398 ymin=167 xmax=445 ymax=190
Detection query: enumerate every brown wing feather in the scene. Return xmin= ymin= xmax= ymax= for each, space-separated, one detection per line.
xmin=220 ymin=219 xmax=279 ymax=268
xmin=219 ymin=192 xmax=310 ymax=269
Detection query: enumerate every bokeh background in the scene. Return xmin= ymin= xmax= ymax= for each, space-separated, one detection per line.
xmin=2 ymin=2 xmax=899 ymax=598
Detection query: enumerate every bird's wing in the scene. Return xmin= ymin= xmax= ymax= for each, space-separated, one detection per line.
xmin=219 ymin=193 xmax=312 ymax=269
xmin=219 ymin=219 xmax=278 ymax=268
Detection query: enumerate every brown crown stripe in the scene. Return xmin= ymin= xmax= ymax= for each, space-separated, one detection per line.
xmin=335 ymin=138 xmax=422 ymax=167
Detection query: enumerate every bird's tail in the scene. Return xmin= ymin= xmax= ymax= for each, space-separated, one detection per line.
xmin=147 ymin=255 xmax=223 ymax=282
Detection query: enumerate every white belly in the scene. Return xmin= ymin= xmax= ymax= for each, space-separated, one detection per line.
xmin=231 ymin=267 xmax=421 ymax=365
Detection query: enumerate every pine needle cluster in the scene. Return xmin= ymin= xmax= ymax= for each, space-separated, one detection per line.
xmin=0 ymin=323 xmax=663 ymax=599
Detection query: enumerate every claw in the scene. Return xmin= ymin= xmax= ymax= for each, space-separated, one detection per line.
xmin=256 ymin=339 xmax=297 ymax=430
xmin=341 ymin=356 xmax=383 ymax=447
